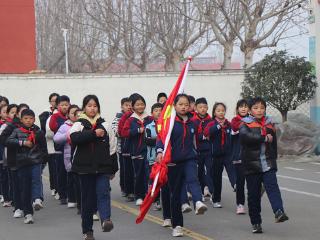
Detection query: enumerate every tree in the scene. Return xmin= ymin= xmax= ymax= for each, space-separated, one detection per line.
xmin=242 ymin=51 xmax=317 ymax=122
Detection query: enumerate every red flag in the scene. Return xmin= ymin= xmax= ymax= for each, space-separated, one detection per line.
xmin=136 ymin=57 xmax=191 ymax=224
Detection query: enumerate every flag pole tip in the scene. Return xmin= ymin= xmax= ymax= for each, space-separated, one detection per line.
xmin=188 ymin=56 xmax=192 ymax=61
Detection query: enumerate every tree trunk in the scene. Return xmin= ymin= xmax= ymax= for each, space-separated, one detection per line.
xmin=243 ymin=48 xmax=255 ymax=68
xmin=281 ymin=111 xmax=288 ymax=122
xmin=222 ymin=43 xmax=233 ymax=70
xmin=165 ymin=52 xmax=181 ymax=72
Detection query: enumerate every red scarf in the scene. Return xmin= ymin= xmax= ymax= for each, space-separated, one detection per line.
xmin=215 ymin=117 xmax=227 ymax=147
xmin=175 ymin=115 xmax=189 ymax=150
xmin=257 ymin=116 xmax=267 ymax=136
xmin=19 ymin=127 xmax=36 ymax=144
xmin=231 ymin=115 xmax=243 ymax=132
xmin=0 ymin=119 xmax=5 ymax=125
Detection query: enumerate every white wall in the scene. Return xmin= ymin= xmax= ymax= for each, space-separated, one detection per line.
xmin=0 ymin=71 xmax=244 ymax=123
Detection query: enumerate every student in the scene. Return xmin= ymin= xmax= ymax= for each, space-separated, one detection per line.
xmin=145 ymin=103 xmax=163 ymax=211
xmin=204 ymin=102 xmax=236 ymax=208
xmin=53 ymin=105 xmax=81 ymax=209
xmin=240 ymin=97 xmax=289 ymax=234
xmin=192 ymin=98 xmax=213 ymax=198
xmin=111 ymin=97 xmax=132 ymax=197
xmin=44 ymin=94 xmax=60 ymax=198
xmin=0 ymin=104 xmax=9 ymax=205
xmin=0 ymin=104 xmax=19 ymax=208
xmin=122 ymin=94 xmax=152 ymax=206
xmin=0 ymin=96 xmax=9 ymax=107
xmin=188 ymin=95 xmax=196 ymax=116
xmin=231 ymin=99 xmax=249 ymax=215
xmin=70 ymin=95 xmax=118 ymax=240
xmin=156 ymin=94 xmax=207 ymax=237
xmin=6 ymin=109 xmax=48 ymax=224
xmin=157 ymin=92 xmax=167 ymax=105
xmin=50 ymin=95 xmax=70 ymax=204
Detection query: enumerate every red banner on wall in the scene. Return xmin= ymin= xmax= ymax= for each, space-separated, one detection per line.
xmin=0 ymin=0 xmax=36 ymax=73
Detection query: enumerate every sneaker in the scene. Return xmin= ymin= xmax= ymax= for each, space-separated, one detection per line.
xmin=3 ymin=201 xmax=12 ymax=207
xmin=13 ymin=209 xmax=23 ymax=218
xmin=83 ymin=231 xmax=95 ymax=240
xmin=102 ymin=220 xmax=114 ymax=232
xmin=252 ymin=224 xmax=263 ymax=233
xmin=153 ymin=202 xmax=162 ymax=211
xmin=275 ymin=209 xmax=289 ymax=223
xmin=236 ymin=204 xmax=246 ymax=215
xmin=162 ymin=219 xmax=172 ymax=227
xmin=60 ymin=198 xmax=67 ymax=205
xmin=54 ymin=192 xmax=60 ymax=200
xmin=203 ymin=186 xmax=211 ymax=197
xmin=172 ymin=226 xmax=184 ymax=237
xmin=93 ymin=213 xmax=100 ymax=221
xmin=126 ymin=194 xmax=135 ymax=202
xmin=0 ymin=195 xmax=4 ymax=203
xmin=51 ymin=190 xmax=56 ymax=196
xmin=33 ymin=199 xmax=43 ymax=211
xmin=24 ymin=214 xmax=34 ymax=224
xmin=195 ymin=201 xmax=207 ymax=215
xmin=67 ymin=202 xmax=77 ymax=208
xmin=181 ymin=203 xmax=192 ymax=213
xmin=212 ymin=202 xmax=222 ymax=208
xmin=135 ymin=198 xmax=143 ymax=206
xmin=121 ymin=191 xmax=127 ymax=197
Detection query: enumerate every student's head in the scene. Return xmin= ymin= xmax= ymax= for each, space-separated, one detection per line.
xmin=0 ymin=105 xmax=8 ymax=120
xmin=21 ymin=109 xmax=35 ymax=128
xmin=174 ymin=94 xmax=190 ymax=116
xmin=17 ymin=103 xmax=30 ymax=119
xmin=248 ymin=97 xmax=267 ymax=119
xmin=121 ymin=97 xmax=132 ymax=113
xmin=151 ymin=103 xmax=163 ymax=121
xmin=236 ymin=99 xmax=249 ymax=117
xmin=188 ymin=95 xmax=196 ymax=112
xmin=68 ymin=104 xmax=80 ymax=122
xmin=49 ymin=93 xmax=59 ymax=109
xmin=195 ymin=98 xmax=208 ymax=116
xmin=57 ymin=95 xmax=70 ymax=115
xmin=0 ymin=96 xmax=9 ymax=107
xmin=157 ymin=92 xmax=167 ymax=105
xmin=6 ymin=104 xmax=18 ymax=119
xmin=212 ymin=102 xmax=226 ymax=120
xmin=131 ymin=94 xmax=146 ymax=115
xmin=82 ymin=95 xmax=100 ymax=118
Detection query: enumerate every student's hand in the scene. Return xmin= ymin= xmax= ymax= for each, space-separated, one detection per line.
xmin=139 ymin=127 xmax=145 ymax=134
xmin=156 ymin=153 xmax=163 ymax=163
xmin=24 ymin=141 xmax=33 ymax=148
xmin=109 ymin=174 xmax=115 ymax=180
xmin=95 ymin=129 xmax=105 ymax=137
xmin=266 ymin=134 xmax=273 ymax=143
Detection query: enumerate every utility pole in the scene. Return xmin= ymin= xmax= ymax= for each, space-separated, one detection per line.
xmin=62 ymin=28 xmax=69 ymax=74
xmin=310 ymin=0 xmax=320 ymax=123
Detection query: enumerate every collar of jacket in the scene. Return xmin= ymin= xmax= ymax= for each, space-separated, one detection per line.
xmin=131 ymin=112 xmax=149 ymax=121
xmin=195 ymin=113 xmax=211 ymax=122
xmin=78 ymin=113 xmax=101 ymax=126
xmin=242 ymin=115 xmax=272 ymax=125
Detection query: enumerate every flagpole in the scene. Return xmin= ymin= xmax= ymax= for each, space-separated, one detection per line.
xmin=151 ymin=57 xmax=192 ymax=197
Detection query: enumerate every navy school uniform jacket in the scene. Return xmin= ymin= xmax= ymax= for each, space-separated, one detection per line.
xmin=156 ymin=115 xmax=197 ymax=164
xmin=118 ymin=111 xmax=133 ymax=157
xmin=191 ymin=113 xmax=212 ymax=153
xmin=122 ymin=112 xmax=153 ymax=159
xmin=204 ymin=118 xmax=232 ymax=157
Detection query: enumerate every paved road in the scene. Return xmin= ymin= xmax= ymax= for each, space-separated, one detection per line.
xmin=1 ymin=159 xmax=320 ymax=240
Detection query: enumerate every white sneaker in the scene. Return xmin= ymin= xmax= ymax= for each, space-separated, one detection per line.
xmin=135 ymin=198 xmax=143 ymax=206
xmin=0 ymin=195 xmax=4 ymax=203
xmin=33 ymin=199 xmax=43 ymax=211
xmin=24 ymin=214 xmax=34 ymax=224
xmin=3 ymin=201 xmax=12 ymax=207
xmin=181 ymin=203 xmax=192 ymax=213
xmin=153 ymin=202 xmax=162 ymax=211
xmin=51 ymin=190 xmax=56 ymax=196
xmin=162 ymin=219 xmax=172 ymax=227
xmin=212 ymin=202 xmax=222 ymax=208
xmin=195 ymin=201 xmax=207 ymax=215
xmin=187 ymin=192 xmax=192 ymax=200
xmin=54 ymin=193 xmax=60 ymax=200
xmin=172 ymin=226 xmax=184 ymax=237
xmin=13 ymin=209 xmax=23 ymax=218
xmin=93 ymin=213 xmax=100 ymax=221
xmin=67 ymin=202 xmax=77 ymax=208
xmin=204 ymin=186 xmax=211 ymax=197
xmin=236 ymin=204 xmax=246 ymax=215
